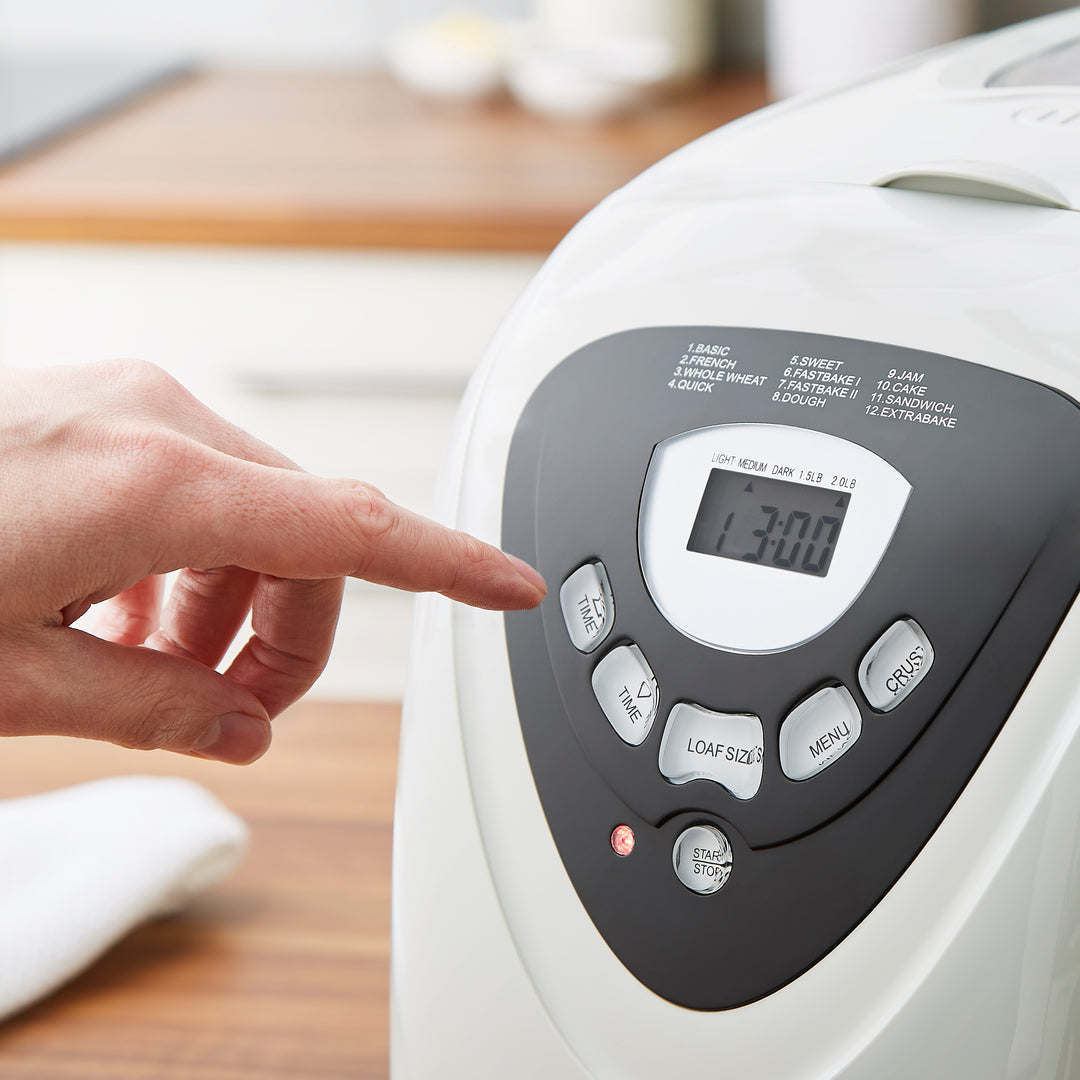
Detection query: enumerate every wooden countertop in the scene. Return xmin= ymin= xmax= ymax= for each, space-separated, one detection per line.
xmin=0 ymin=68 xmax=768 ymax=251
xmin=0 ymin=701 xmax=396 ymax=1080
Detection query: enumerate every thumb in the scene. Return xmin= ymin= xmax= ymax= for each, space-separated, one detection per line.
xmin=0 ymin=627 xmax=272 ymax=765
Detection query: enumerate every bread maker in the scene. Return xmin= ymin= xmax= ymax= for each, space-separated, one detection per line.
xmin=391 ymin=10 xmax=1080 ymax=1077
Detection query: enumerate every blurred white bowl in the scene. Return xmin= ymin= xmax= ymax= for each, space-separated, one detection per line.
xmin=507 ymin=33 xmax=675 ymax=122
xmin=388 ymin=12 xmax=507 ymax=104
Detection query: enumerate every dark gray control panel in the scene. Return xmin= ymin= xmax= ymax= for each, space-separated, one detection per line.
xmin=502 ymin=327 xmax=1080 ymax=1010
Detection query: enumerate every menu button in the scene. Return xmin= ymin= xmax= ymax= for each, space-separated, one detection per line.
xmin=780 ymin=685 xmax=862 ymax=781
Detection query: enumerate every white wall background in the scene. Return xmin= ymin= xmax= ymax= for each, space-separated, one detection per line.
xmin=0 ymin=0 xmax=384 ymax=64
xmin=0 ymin=0 xmax=527 ymax=65
xmin=0 ymin=0 xmax=1073 ymax=67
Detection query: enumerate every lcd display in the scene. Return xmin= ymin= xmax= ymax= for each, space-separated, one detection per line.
xmin=686 ymin=469 xmax=851 ymax=577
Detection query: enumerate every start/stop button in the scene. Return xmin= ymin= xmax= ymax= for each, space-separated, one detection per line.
xmin=672 ymin=824 xmax=733 ymax=895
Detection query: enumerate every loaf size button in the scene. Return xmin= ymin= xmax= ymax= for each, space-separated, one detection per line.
xmin=858 ymin=618 xmax=934 ymax=711
xmin=591 ymin=645 xmax=659 ymax=746
xmin=672 ymin=824 xmax=733 ymax=895
xmin=559 ymin=562 xmax=614 ymax=653
xmin=779 ymin=685 xmax=862 ymax=781
xmin=658 ymin=704 xmax=764 ymax=800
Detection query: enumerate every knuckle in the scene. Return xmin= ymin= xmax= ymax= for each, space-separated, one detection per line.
xmin=174 ymin=565 xmax=230 ymax=602
xmin=340 ymin=481 xmax=398 ymax=573
xmin=441 ymin=536 xmax=484 ymax=592
xmin=226 ymin=636 xmax=328 ymax=716
xmin=457 ymin=535 xmax=492 ymax=572
xmin=112 ymin=685 xmax=193 ymax=752
xmin=247 ymin=635 xmax=328 ymax=683
xmin=111 ymin=425 xmax=206 ymax=498
xmin=62 ymin=422 xmax=207 ymax=548
xmin=345 ymin=481 xmax=392 ymax=532
xmin=98 ymin=357 xmax=179 ymax=398
xmin=95 ymin=603 xmax=155 ymax=645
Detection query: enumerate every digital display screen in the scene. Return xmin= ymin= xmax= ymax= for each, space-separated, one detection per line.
xmin=686 ymin=469 xmax=851 ymax=577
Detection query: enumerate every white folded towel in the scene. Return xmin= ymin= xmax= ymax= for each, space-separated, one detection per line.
xmin=0 ymin=775 xmax=248 ymax=1020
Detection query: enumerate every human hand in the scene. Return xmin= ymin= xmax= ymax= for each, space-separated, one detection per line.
xmin=0 ymin=360 xmax=545 ymax=764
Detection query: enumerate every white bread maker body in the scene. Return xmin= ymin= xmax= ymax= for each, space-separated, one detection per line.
xmin=392 ymin=11 xmax=1080 ymax=1078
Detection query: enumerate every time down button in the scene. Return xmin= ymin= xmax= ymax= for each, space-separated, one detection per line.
xmin=658 ymin=704 xmax=764 ymax=800
xmin=591 ymin=644 xmax=660 ymax=746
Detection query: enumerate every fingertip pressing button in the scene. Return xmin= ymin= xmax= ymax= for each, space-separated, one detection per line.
xmin=560 ymin=561 xmax=614 ymax=653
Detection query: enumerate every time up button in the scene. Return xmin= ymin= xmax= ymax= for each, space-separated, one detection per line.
xmin=560 ymin=561 xmax=614 ymax=653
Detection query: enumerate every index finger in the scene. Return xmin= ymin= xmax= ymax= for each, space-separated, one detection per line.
xmin=140 ymin=442 xmax=546 ymax=611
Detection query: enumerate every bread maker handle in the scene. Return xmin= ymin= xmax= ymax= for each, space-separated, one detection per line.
xmin=874 ymin=160 xmax=1073 ymax=209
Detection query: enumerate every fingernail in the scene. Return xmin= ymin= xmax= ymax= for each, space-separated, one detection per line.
xmin=506 ymin=554 xmax=547 ymax=597
xmin=192 ymin=713 xmax=272 ymax=765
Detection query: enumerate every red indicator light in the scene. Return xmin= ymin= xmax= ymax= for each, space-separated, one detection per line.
xmin=610 ymin=824 xmax=635 ymax=857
